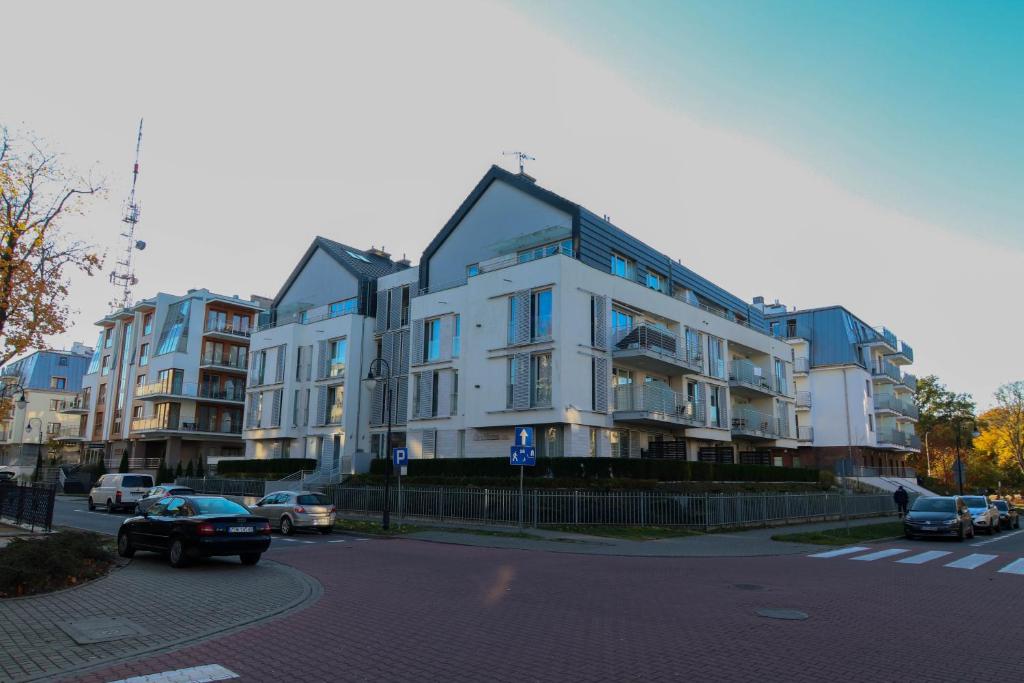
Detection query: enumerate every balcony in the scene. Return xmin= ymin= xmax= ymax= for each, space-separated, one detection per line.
xmin=131 ymin=415 xmax=243 ymax=437
xmin=610 ymin=323 xmax=702 ymax=376
xmin=135 ymin=380 xmax=246 ymax=405
xmin=612 ymin=384 xmax=705 ymax=428
xmin=731 ymin=406 xmax=787 ymax=440
xmin=57 ymin=397 xmax=89 ymax=415
xmin=793 ymin=357 xmax=810 ymax=375
xmin=796 ymin=391 xmax=812 ymax=410
xmin=874 ymin=394 xmax=919 ymax=421
xmin=897 ymin=373 xmax=918 ymax=393
xmin=871 ymin=359 xmax=902 ymax=384
xmin=876 ymin=428 xmax=919 ymax=450
xmin=797 ymin=425 xmax=814 ymax=442
xmin=199 ymin=355 xmax=249 ymax=373
xmin=203 ymin=321 xmax=252 ymax=341
xmin=886 ymin=340 xmax=914 ymax=366
xmin=728 ymin=359 xmax=777 ymax=398
xmin=57 ymin=424 xmax=86 ymax=442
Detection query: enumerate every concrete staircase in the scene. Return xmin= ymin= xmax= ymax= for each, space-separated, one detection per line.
xmin=846 ymin=476 xmax=937 ymax=497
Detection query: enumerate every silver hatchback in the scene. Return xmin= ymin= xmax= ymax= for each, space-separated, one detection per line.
xmin=248 ymin=490 xmax=336 ymax=535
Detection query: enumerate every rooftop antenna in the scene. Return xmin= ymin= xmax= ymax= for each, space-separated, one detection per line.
xmin=109 ymin=119 xmax=147 ymax=310
xmin=502 ymin=150 xmax=535 ymax=175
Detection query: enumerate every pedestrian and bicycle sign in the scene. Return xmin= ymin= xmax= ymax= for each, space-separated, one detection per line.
xmin=393 ymin=447 xmax=408 ymax=467
xmin=510 ymin=426 xmax=536 ymax=466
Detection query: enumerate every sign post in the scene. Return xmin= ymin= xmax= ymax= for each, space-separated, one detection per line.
xmin=393 ymin=447 xmax=409 ymax=525
xmin=510 ymin=427 xmax=536 ymax=529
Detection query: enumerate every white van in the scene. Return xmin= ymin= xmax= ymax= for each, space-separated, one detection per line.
xmin=88 ymin=473 xmax=155 ymax=513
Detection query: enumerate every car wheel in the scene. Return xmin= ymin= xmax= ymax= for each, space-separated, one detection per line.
xmin=995 ymin=522 xmax=1002 ymax=533
xmin=239 ymin=553 xmax=261 ymax=566
xmin=168 ymin=538 xmax=189 ymax=568
xmin=106 ymin=499 xmax=116 ymax=513
xmin=320 ymin=527 xmax=333 ymax=535
xmin=87 ymin=497 xmax=95 ymax=511
xmin=280 ymin=516 xmax=294 ymax=536
xmin=117 ymin=531 xmax=135 ymax=558
xmin=905 ymin=531 xmax=915 ymax=540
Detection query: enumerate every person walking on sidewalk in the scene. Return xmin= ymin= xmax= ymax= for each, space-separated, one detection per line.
xmin=894 ymin=485 xmax=909 ymax=518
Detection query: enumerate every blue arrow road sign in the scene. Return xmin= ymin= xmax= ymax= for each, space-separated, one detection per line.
xmin=515 ymin=426 xmax=534 ymax=447
xmin=393 ymin=447 xmax=409 ymax=467
xmin=510 ymin=446 xmax=536 ymax=466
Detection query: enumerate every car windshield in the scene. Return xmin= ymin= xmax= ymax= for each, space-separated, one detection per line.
xmin=910 ymin=498 xmax=955 ymax=513
xmin=963 ymin=497 xmax=989 ymax=508
xmin=297 ymin=494 xmax=330 ymax=505
xmin=122 ymin=475 xmax=153 ymax=488
xmin=994 ymin=501 xmax=1009 ymax=511
xmin=193 ymin=498 xmax=250 ymax=515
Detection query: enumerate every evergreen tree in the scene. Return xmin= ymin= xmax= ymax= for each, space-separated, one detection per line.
xmin=195 ymin=459 xmax=206 ymax=477
xmin=175 ymin=461 xmax=183 ymax=478
xmin=118 ymin=451 xmax=130 ymax=473
xmin=185 ymin=460 xmax=195 ymax=477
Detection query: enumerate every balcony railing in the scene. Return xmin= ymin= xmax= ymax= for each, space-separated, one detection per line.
xmin=57 ymin=397 xmax=89 ymax=413
xmin=876 ymin=429 xmax=909 ymax=447
xmin=59 ymin=424 xmax=84 ymax=439
xmin=131 ymin=415 xmax=243 ymax=435
xmin=871 ymin=360 xmax=902 ymax=383
xmin=420 ymin=246 xmax=575 ymax=296
xmin=796 ymin=391 xmax=812 ymax=409
xmin=873 ymin=326 xmax=898 ymax=350
xmin=204 ymin=321 xmax=251 ymax=339
xmin=797 ymin=425 xmax=814 ymax=441
xmin=794 ymin=357 xmax=810 ymax=374
xmin=728 ymin=359 xmax=777 ymax=394
xmin=874 ymin=394 xmax=919 ymax=419
xmin=135 ymin=380 xmax=246 ymax=402
xmin=901 ymin=373 xmax=918 ymax=391
xmin=612 ymin=384 xmax=704 ymax=426
xmin=610 ymin=323 xmax=702 ymax=371
xmin=730 ymin=406 xmax=785 ymax=439
xmin=200 ymin=355 xmax=248 ymax=371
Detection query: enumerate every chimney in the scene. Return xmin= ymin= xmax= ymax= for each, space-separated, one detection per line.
xmin=753 ymin=296 xmax=765 ymax=305
xmin=396 ymin=253 xmax=411 ymax=268
xmin=367 ymin=245 xmax=390 ymax=259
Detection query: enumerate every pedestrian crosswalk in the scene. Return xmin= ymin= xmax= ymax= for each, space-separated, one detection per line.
xmin=809 ymin=546 xmax=1024 ymax=575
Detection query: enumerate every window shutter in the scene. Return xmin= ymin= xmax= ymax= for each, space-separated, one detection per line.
xmin=375 ymin=289 xmax=388 ymax=333
xmin=305 ymin=345 xmax=313 ymax=381
xmin=317 ymin=340 xmax=328 ymax=380
xmin=411 ymin=319 xmax=425 ymax=365
xmin=275 ymin=345 xmax=286 ymax=383
xmin=439 ymin=315 xmax=454 ymax=361
xmin=512 ymin=351 xmax=531 ymax=410
xmin=389 ymin=288 xmax=402 ymax=330
xmin=628 ymin=430 xmax=641 ymax=458
xmin=416 ymin=371 xmax=434 ymax=419
xmin=592 ymin=356 xmax=609 ymax=413
xmin=421 ymin=429 xmax=436 ymax=459
xmin=398 ymin=330 xmax=410 ymax=375
xmin=370 ymin=382 xmax=385 ymax=427
xmin=320 ymin=435 xmax=334 ymax=470
xmin=592 ymin=295 xmax=608 ymax=350
xmin=395 ymin=376 xmax=409 ymax=425
xmin=270 ymin=441 xmax=282 ymax=459
xmin=271 ymin=389 xmax=282 ymax=427
xmin=512 ymin=290 xmax=531 ymax=344
xmin=720 ymin=390 xmax=729 ymax=427
xmin=381 ymin=332 xmax=395 ymax=375
xmin=316 ymin=386 xmax=328 ymax=426
xmin=436 ymin=370 xmax=453 ymax=418
xmin=245 ymin=393 xmax=258 ymax=429
xmin=436 ymin=430 xmax=457 ymax=458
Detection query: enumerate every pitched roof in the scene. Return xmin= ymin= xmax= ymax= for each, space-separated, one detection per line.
xmin=272 ymin=237 xmax=401 ymax=308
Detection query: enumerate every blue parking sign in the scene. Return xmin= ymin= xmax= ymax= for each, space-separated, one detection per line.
xmin=393 ymin=447 xmax=409 ymax=467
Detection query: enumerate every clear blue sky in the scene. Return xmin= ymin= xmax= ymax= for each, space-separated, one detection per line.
xmin=517 ymin=0 xmax=1023 ymax=247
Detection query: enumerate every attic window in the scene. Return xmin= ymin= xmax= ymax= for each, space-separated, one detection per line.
xmin=346 ymin=250 xmax=371 ymax=263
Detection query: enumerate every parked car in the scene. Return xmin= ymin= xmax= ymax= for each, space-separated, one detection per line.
xmin=247 ymin=490 xmax=337 ymax=535
xmin=993 ymin=500 xmax=1020 ymax=530
xmin=0 ymin=468 xmax=16 ymax=482
xmin=117 ymin=495 xmax=271 ymax=567
xmin=904 ymin=496 xmax=975 ymax=541
xmin=137 ymin=484 xmax=196 ymax=514
xmin=88 ymin=473 xmax=155 ymax=512
xmin=962 ymin=495 xmax=1001 ymax=535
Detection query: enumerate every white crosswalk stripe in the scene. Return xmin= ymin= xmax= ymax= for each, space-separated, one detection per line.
xmin=997 ymin=559 xmax=1024 ymax=575
xmin=809 ymin=546 xmax=871 ymax=558
xmin=897 ymin=550 xmax=952 ymax=565
xmin=851 ymin=548 xmax=911 ymax=562
xmin=945 ymin=553 xmax=998 ymax=569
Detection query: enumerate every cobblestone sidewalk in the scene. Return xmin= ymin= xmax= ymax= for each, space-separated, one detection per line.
xmin=0 ymin=554 xmax=320 ymax=682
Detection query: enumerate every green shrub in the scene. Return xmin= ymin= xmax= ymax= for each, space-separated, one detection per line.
xmin=185 ymin=460 xmax=195 ymax=477
xmin=118 ymin=451 xmax=130 ymax=473
xmin=175 ymin=461 xmax=183 ymax=477
xmin=0 ymin=531 xmax=115 ymax=598
xmin=368 ymin=457 xmax=819 ymax=483
xmin=215 ymin=458 xmax=317 ymax=478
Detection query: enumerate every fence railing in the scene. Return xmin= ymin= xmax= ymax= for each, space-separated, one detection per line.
xmin=175 ymin=476 xmax=266 ymax=497
xmin=0 ymin=483 xmax=56 ymax=531
xmin=203 ymin=322 xmax=252 ymax=338
xmin=796 ymin=391 xmax=812 ymax=408
xmin=318 ymin=485 xmax=901 ymax=530
xmin=845 ymin=466 xmax=917 ymax=479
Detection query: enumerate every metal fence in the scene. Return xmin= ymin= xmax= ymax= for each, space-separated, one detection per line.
xmin=318 ymin=484 xmax=901 ymax=530
xmin=176 ymin=477 xmax=266 ymax=497
xmin=0 ymin=483 xmax=56 ymax=531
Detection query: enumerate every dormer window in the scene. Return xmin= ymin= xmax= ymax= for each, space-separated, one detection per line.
xmin=346 ymin=250 xmax=371 ymax=263
xmin=611 ymin=253 xmax=635 ymax=280
xmin=644 ymin=271 xmax=665 ymax=293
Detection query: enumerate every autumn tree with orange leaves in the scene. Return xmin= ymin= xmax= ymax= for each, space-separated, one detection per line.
xmin=0 ymin=127 xmax=104 ymax=367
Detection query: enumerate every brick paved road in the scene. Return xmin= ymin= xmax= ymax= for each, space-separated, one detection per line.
xmin=0 ymin=554 xmax=317 ymax=682
xmin=69 ymin=537 xmax=1023 ymax=682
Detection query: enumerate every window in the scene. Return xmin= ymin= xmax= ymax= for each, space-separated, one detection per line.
xmin=232 ymin=313 xmax=250 ymax=332
xmin=101 ymin=356 xmax=111 ymax=376
xmin=774 ymin=359 xmax=786 ymax=394
xmin=58 ymin=356 xmax=69 ymax=367
xmin=507 ymin=357 xmax=517 ymax=408
xmin=206 ymin=309 xmax=227 ymax=332
xmin=132 ymin=405 xmax=144 ymax=419
xmin=644 ymin=271 xmax=665 ymax=293
xmin=400 ymin=287 xmax=410 ymax=326
xmin=49 ymin=399 xmax=60 ymax=410
xmin=868 ymin=414 xmax=874 ymax=432
xmin=136 ymin=374 xmax=147 ymax=387
xmin=143 ymin=313 xmax=153 ymax=336
xmin=424 ymin=318 xmax=441 ymax=361
xmin=531 ymin=353 xmax=552 ymax=407
xmin=786 ymin=319 xmax=797 ymax=338
xmin=346 ymin=249 xmax=371 ymax=263
xmin=611 ymin=253 xmax=634 ymax=279
xmin=708 ymin=337 xmax=725 ymax=378
xmin=329 ymin=298 xmax=357 ymax=318
xmin=865 ymin=379 xmax=872 ymax=397
xmin=327 ymin=385 xmax=344 ymax=424
xmin=517 ymin=238 xmax=572 ymax=263
xmin=610 ymin=308 xmax=634 ymax=335
xmin=329 ymin=338 xmax=347 ymax=378
xmin=139 ymin=343 xmax=150 ymax=366
xmin=303 ymin=388 xmax=310 ymax=425
xmin=531 ymin=289 xmax=552 ymax=340
xmin=47 ymin=422 xmax=60 ymax=435
xmin=452 ymin=315 xmax=461 ymax=358
xmin=451 ymin=370 xmax=459 ymax=415
xmin=253 ymin=350 xmax=267 ymax=385
xmin=589 ymin=427 xmax=597 ymax=457
xmin=507 ymin=297 xmax=518 ymax=344
xmin=292 ymin=389 xmax=300 ymax=427
xmin=156 ymin=299 xmax=191 ymax=355
xmin=98 ymin=384 xmax=107 ymax=404
xmin=466 ymin=263 xmax=480 ymax=278
xmin=610 ymin=429 xmax=630 ymax=458
xmin=709 ymin=386 xmax=724 ymax=427
xmin=104 ymin=328 xmax=114 ymax=348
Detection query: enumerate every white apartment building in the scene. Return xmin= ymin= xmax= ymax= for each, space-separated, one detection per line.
xmin=243 ymin=238 xmax=406 ymax=475
xmin=77 ymin=289 xmax=266 ymax=470
xmin=760 ymin=302 xmax=920 ymax=474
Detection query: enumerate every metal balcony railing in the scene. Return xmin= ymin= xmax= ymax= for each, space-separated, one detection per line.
xmin=872 ymin=360 xmax=902 ymax=382
xmin=730 ymin=406 xmax=780 ymax=438
xmin=728 ymin=359 xmax=776 ymax=393
xmin=131 ymin=415 xmax=243 ymax=434
xmin=797 ymin=425 xmax=814 ymax=441
xmin=610 ymin=323 xmax=702 ymax=369
xmin=612 ymin=384 xmax=704 ymax=425
xmin=200 ymin=355 xmax=248 ymax=370
xmin=794 ymin=357 xmax=810 ymax=373
xmin=796 ymin=391 xmax=812 ymax=408
xmin=135 ymin=380 xmax=246 ymax=402
xmin=57 ymin=397 xmax=89 ymax=412
xmin=59 ymin=424 xmax=84 ymax=439
xmin=873 ymin=326 xmax=898 ymax=350
xmin=204 ymin=321 xmax=252 ymax=338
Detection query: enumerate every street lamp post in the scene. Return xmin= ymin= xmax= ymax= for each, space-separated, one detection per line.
xmin=364 ymin=358 xmax=392 ymax=530
xmin=952 ymin=417 xmax=977 ymax=497
xmin=0 ymin=384 xmax=27 ymax=467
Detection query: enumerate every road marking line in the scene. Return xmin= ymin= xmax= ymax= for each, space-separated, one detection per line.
xmin=970 ymin=529 xmax=1024 ymax=546
xmin=897 ymin=550 xmax=953 ymax=565
xmin=945 ymin=553 xmax=998 ymax=569
xmin=809 ymin=546 xmax=871 ymax=559
xmin=108 ymin=663 xmax=239 ymax=682
xmin=328 ymin=539 xmax=347 ymax=543
xmin=850 ymin=548 xmax=911 ymax=562
xmin=354 ymin=538 xmax=369 ymax=542
xmin=997 ymin=559 xmax=1024 ymax=575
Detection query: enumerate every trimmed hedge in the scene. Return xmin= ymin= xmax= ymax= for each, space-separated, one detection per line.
xmin=216 ymin=458 xmax=316 ymax=478
xmin=369 ymin=457 xmax=819 ymax=483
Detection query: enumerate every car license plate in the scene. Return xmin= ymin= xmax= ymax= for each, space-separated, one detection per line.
xmin=229 ymin=526 xmax=253 ymax=533
xmin=315 ymin=519 xmax=329 ymax=525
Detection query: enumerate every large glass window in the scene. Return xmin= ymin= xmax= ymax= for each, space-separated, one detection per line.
xmin=506 ymin=357 xmax=517 ymax=409
xmin=507 ymin=296 xmax=518 ymax=344
xmin=774 ymin=358 xmax=786 ymax=394
xmin=329 ymin=298 xmax=357 ymax=318
xmin=156 ymin=299 xmax=191 ymax=355
xmin=644 ymin=271 xmax=665 ymax=293
xmin=139 ymin=343 xmax=149 ymax=367
xmin=531 ymin=290 xmax=552 ymax=340
xmin=87 ymin=332 xmax=103 ymax=374
xmin=531 ymin=353 xmax=552 ymax=407
xmin=143 ymin=313 xmax=153 ymax=336
xmin=327 ymin=385 xmax=344 ymax=424
xmin=611 ymin=308 xmax=634 ymax=334
xmin=424 ymin=318 xmax=441 ymax=361
xmin=452 ymin=315 xmax=461 ymax=358
xmin=610 ymin=253 xmax=634 ymax=279
xmin=329 ymin=338 xmax=347 ymax=378
xmin=709 ymin=386 xmax=724 ymax=427
xmin=708 ymin=336 xmax=725 ymax=378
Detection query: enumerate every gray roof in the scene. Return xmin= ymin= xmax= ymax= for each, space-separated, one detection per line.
xmin=315 ymin=237 xmax=401 ymax=280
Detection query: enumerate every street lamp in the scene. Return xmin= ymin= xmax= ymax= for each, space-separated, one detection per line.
xmin=364 ymin=358 xmax=392 ymax=530
xmin=952 ymin=416 xmax=979 ymax=496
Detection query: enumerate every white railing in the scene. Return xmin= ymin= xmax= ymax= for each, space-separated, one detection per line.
xmin=612 ymin=384 xmax=704 ymax=425
xmin=796 ymin=391 xmax=812 ymax=408
xmin=794 ymin=357 xmax=810 ymax=373
xmin=797 ymin=425 xmax=814 ymax=441
xmin=729 ymin=359 xmax=776 ymax=393
xmin=610 ymin=323 xmax=702 ymax=370
xmin=731 ymin=406 xmax=780 ymax=438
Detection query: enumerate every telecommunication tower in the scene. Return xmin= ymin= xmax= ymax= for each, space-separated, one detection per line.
xmin=108 ymin=119 xmax=147 ymax=310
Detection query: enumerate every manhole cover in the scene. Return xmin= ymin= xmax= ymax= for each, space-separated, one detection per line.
xmin=756 ymin=608 xmax=808 ymax=621
xmin=57 ymin=616 xmax=149 ymax=644
xmin=733 ymin=583 xmax=766 ymax=591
